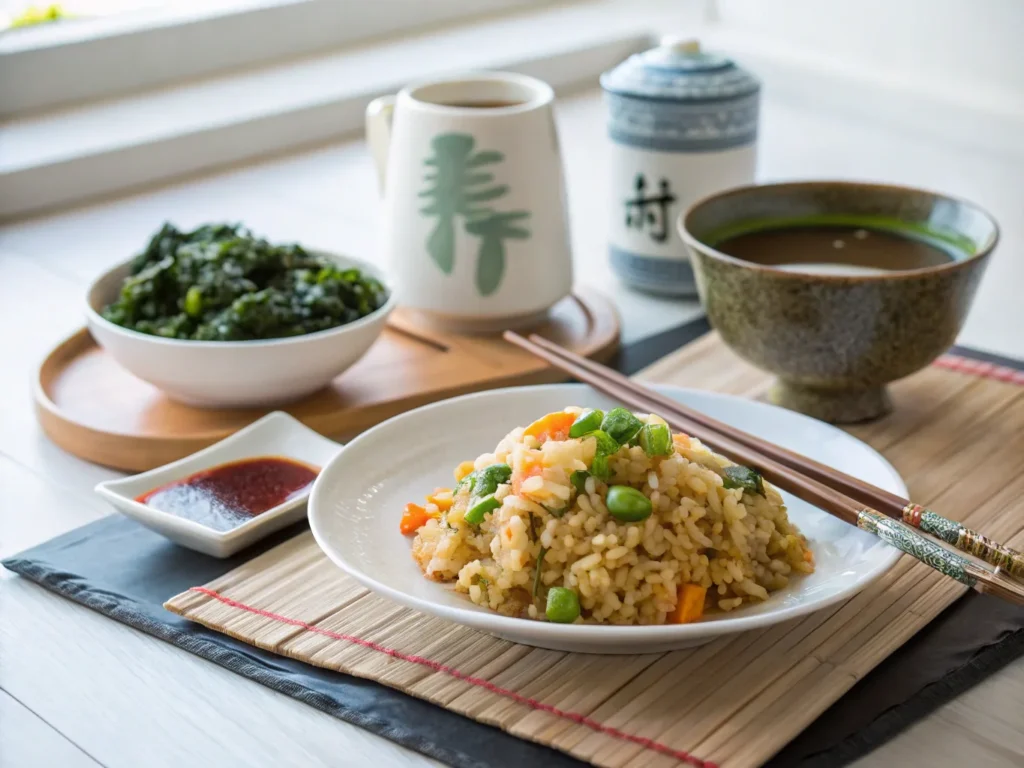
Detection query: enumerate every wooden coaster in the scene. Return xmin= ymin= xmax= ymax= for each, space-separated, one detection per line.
xmin=167 ymin=332 xmax=1024 ymax=768
xmin=35 ymin=289 xmax=619 ymax=472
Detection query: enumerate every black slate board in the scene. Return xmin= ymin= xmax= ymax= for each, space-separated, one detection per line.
xmin=5 ymin=317 xmax=1024 ymax=767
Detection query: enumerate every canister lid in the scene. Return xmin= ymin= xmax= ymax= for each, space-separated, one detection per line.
xmin=600 ymin=37 xmax=759 ymax=102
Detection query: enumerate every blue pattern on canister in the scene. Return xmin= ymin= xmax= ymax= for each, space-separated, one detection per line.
xmin=602 ymin=38 xmax=760 ymax=296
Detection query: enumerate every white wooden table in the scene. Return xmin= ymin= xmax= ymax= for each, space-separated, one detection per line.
xmin=2 ymin=89 xmax=1023 ymax=767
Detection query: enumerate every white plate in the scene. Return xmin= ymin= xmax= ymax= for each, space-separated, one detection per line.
xmin=96 ymin=412 xmax=342 ymax=557
xmin=309 ymin=384 xmax=905 ymax=653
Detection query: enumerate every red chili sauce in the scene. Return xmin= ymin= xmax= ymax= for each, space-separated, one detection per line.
xmin=136 ymin=457 xmax=318 ymax=532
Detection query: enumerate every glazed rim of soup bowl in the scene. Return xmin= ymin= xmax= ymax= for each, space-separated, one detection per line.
xmin=678 ymin=180 xmax=1000 ymax=282
xmin=85 ymin=249 xmax=397 ymax=348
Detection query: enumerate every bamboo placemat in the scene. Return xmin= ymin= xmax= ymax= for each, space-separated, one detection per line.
xmin=166 ymin=333 xmax=1024 ymax=768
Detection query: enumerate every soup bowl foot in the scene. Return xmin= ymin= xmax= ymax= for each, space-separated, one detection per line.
xmin=769 ymin=380 xmax=892 ymax=424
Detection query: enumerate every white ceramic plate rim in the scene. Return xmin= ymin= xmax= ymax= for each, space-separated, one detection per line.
xmin=95 ymin=411 xmax=334 ymax=544
xmin=85 ymin=249 xmax=397 ymax=349
xmin=309 ymin=384 xmax=906 ymax=644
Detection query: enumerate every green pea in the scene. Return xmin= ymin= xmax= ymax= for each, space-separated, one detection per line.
xmin=183 ymin=286 xmax=204 ymax=318
xmin=570 ymin=470 xmax=589 ymax=494
xmin=601 ymin=408 xmax=643 ymax=445
xmin=464 ymin=494 xmax=500 ymax=525
xmin=545 ymin=586 xmax=580 ymax=623
xmin=606 ymin=485 xmax=653 ymax=522
xmin=568 ymin=409 xmax=604 ymax=438
xmin=639 ymin=422 xmax=672 ymax=457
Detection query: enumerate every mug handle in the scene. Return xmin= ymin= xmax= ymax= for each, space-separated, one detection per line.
xmin=365 ymin=95 xmax=396 ymax=194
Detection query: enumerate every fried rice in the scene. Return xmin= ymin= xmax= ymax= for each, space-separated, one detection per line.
xmin=405 ymin=406 xmax=814 ymax=625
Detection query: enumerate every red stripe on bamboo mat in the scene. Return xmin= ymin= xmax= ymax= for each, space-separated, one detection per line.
xmin=935 ymin=353 xmax=1024 ymax=386
xmin=188 ymin=586 xmax=716 ymax=768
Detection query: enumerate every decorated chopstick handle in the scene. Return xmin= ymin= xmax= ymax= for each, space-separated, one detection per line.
xmin=857 ymin=508 xmax=976 ymax=587
xmin=902 ymin=503 xmax=1024 ymax=579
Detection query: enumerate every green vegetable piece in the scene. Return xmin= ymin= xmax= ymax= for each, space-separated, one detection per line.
xmin=570 ymin=470 xmax=589 ymax=494
xmin=545 ymin=586 xmax=580 ymax=623
xmin=461 ymin=463 xmax=511 ymax=525
xmin=183 ymin=286 xmax=204 ymax=318
xmin=606 ymin=485 xmax=653 ymax=522
xmin=722 ymin=465 xmax=765 ymax=496
xmin=639 ymin=423 xmax=672 ymax=457
xmin=455 ymin=470 xmax=477 ymax=495
xmin=587 ymin=430 xmax=619 ymax=457
xmin=568 ymin=409 xmax=604 ymax=438
xmin=473 ymin=464 xmax=512 ymax=497
xmin=533 ymin=547 xmax=548 ymax=597
xmin=542 ymin=504 xmax=568 ymax=519
xmin=600 ymin=408 xmax=643 ymax=445
xmin=464 ymin=494 xmax=501 ymax=525
xmin=591 ymin=454 xmax=610 ymax=481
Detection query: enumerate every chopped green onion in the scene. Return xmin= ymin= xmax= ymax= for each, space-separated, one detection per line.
xmin=639 ymin=423 xmax=672 ymax=457
xmin=533 ymin=547 xmax=548 ymax=597
xmin=591 ymin=454 xmax=610 ymax=481
xmin=455 ymin=470 xmax=477 ymax=494
xmin=722 ymin=465 xmax=765 ymax=496
xmin=473 ymin=464 xmax=512 ymax=497
xmin=464 ymin=494 xmax=501 ymax=525
xmin=587 ymin=429 xmax=619 ymax=456
xmin=543 ymin=503 xmax=569 ymax=518
xmin=568 ymin=409 xmax=604 ymax=438
xmin=600 ymin=408 xmax=644 ymax=445
xmin=570 ymin=470 xmax=589 ymax=494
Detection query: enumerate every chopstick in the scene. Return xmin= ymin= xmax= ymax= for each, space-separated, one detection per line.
xmin=504 ymin=331 xmax=1024 ymax=606
xmin=518 ymin=331 xmax=1024 ymax=581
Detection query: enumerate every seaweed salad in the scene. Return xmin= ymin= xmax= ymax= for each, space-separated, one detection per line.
xmin=101 ymin=223 xmax=388 ymax=341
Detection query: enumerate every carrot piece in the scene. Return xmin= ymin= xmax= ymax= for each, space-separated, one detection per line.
xmin=399 ymin=502 xmax=432 ymax=535
xmin=427 ymin=488 xmax=454 ymax=512
xmin=523 ymin=411 xmax=576 ymax=443
xmin=512 ymin=463 xmax=545 ymax=495
xmin=454 ymin=461 xmax=476 ymax=482
xmin=803 ymin=548 xmax=815 ymax=565
xmin=673 ymin=584 xmax=708 ymax=624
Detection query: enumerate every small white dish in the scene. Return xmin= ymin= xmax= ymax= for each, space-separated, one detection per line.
xmin=95 ymin=412 xmax=341 ymax=557
xmin=309 ymin=384 xmax=906 ymax=654
xmin=85 ymin=249 xmax=396 ymax=407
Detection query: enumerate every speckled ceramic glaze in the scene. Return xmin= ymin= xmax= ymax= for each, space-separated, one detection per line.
xmin=679 ymin=182 xmax=999 ymax=423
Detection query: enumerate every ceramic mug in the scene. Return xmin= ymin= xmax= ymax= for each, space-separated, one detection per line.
xmin=366 ymin=72 xmax=573 ymax=331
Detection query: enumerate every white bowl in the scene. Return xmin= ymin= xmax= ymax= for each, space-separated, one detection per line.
xmin=309 ymin=384 xmax=905 ymax=654
xmin=85 ymin=250 xmax=396 ymax=407
xmin=95 ymin=412 xmax=342 ymax=557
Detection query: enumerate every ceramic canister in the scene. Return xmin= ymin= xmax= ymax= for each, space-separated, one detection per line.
xmin=601 ymin=38 xmax=760 ymax=296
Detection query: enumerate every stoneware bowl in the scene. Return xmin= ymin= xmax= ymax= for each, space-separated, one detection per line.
xmin=679 ymin=181 xmax=999 ymax=423
xmin=86 ymin=250 xmax=396 ymax=408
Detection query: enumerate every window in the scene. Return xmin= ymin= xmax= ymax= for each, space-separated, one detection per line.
xmin=0 ymin=0 xmax=549 ymax=117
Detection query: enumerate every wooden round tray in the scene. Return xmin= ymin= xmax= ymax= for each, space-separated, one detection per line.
xmin=36 ymin=290 xmax=619 ymax=472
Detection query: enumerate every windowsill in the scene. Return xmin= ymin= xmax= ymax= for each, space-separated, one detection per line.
xmin=0 ymin=0 xmax=555 ymax=116
xmin=1 ymin=0 xmax=693 ymax=220
xmin=4 ymin=0 xmax=1023 ymax=222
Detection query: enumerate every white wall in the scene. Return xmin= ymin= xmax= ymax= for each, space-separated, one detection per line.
xmin=713 ymin=0 xmax=1024 ymax=110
